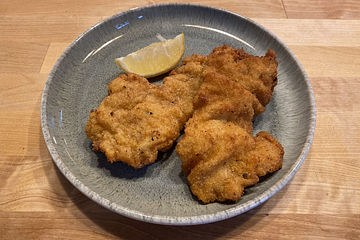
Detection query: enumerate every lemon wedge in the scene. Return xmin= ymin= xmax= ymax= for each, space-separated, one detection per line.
xmin=115 ymin=33 xmax=185 ymax=78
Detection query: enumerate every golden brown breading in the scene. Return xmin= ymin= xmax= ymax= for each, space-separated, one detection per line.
xmin=204 ymin=46 xmax=278 ymax=106
xmin=86 ymin=44 xmax=283 ymax=188
xmin=177 ymin=70 xmax=264 ymax=174
xmin=85 ymin=50 xmax=209 ymax=168
xmin=181 ymin=129 xmax=284 ymax=203
xmin=251 ymin=131 xmax=284 ymax=177
xmin=174 ymin=45 xmax=277 ymax=108
xmin=192 ymin=69 xmax=265 ymax=132
xmin=176 ymin=47 xmax=283 ymax=204
xmin=86 ymin=74 xmax=183 ymax=168
xmin=85 ymin=65 xmax=205 ymax=168
xmin=164 ymin=60 xmax=205 ymax=118
xmin=182 ymin=120 xmax=259 ymax=203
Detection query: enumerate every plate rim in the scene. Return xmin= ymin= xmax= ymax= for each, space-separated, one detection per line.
xmin=40 ymin=2 xmax=317 ymax=225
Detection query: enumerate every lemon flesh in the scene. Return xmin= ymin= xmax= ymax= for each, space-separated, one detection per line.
xmin=115 ymin=33 xmax=185 ymax=78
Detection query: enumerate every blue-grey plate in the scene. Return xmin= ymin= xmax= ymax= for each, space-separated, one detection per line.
xmin=41 ymin=3 xmax=316 ymax=225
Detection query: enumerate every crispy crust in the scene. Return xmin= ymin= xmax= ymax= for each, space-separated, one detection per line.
xmin=176 ymin=46 xmax=283 ymax=203
xmin=85 ymin=45 xmax=283 ymax=203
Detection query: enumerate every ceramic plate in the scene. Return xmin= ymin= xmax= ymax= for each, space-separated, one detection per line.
xmin=41 ymin=3 xmax=316 ymax=225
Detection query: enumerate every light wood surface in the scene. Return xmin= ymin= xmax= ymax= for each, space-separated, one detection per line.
xmin=1 ymin=0 xmax=359 ymax=239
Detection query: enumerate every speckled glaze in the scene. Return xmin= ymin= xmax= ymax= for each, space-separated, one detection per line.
xmin=41 ymin=3 xmax=316 ymax=225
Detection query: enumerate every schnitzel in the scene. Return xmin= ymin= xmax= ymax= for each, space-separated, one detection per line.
xmin=176 ymin=47 xmax=284 ymax=203
xmin=85 ymin=58 xmax=205 ymax=168
xmin=86 ymin=45 xmax=283 ymax=203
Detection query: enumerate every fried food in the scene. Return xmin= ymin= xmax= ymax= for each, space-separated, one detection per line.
xmin=202 ymin=45 xmax=278 ymax=106
xmin=85 ymin=59 xmax=204 ymax=168
xmin=177 ymin=69 xmax=264 ymax=175
xmin=178 ymin=46 xmax=278 ymax=107
xmin=176 ymin=47 xmax=284 ymax=203
xmin=180 ymin=128 xmax=284 ymax=203
xmin=86 ymin=45 xmax=284 ymax=203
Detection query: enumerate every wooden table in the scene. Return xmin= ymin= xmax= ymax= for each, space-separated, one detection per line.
xmin=1 ymin=0 xmax=359 ymax=239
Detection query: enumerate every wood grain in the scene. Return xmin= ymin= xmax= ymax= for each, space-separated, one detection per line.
xmin=0 ymin=211 xmax=359 ymax=239
xmin=0 ymin=42 xmax=48 ymax=73
xmin=40 ymin=43 xmax=69 ymax=74
xmin=0 ymin=0 xmax=287 ymax=18
xmin=0 ymin=0 xmax=137 ymax=17
xmin=38 ymin=43 xmax=360 ymax=78
xmin=290 ymin=46 xmax=360 ymax=78
xmin=1 ymin=0 xmax=360 ymax=239
xmin=282 ymin=0 xmax=360 ymax=19
xmin=0 ymin=16 xmax=102 ymax=43
xmin=254 ymin=19 xmax=360 ymax=47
